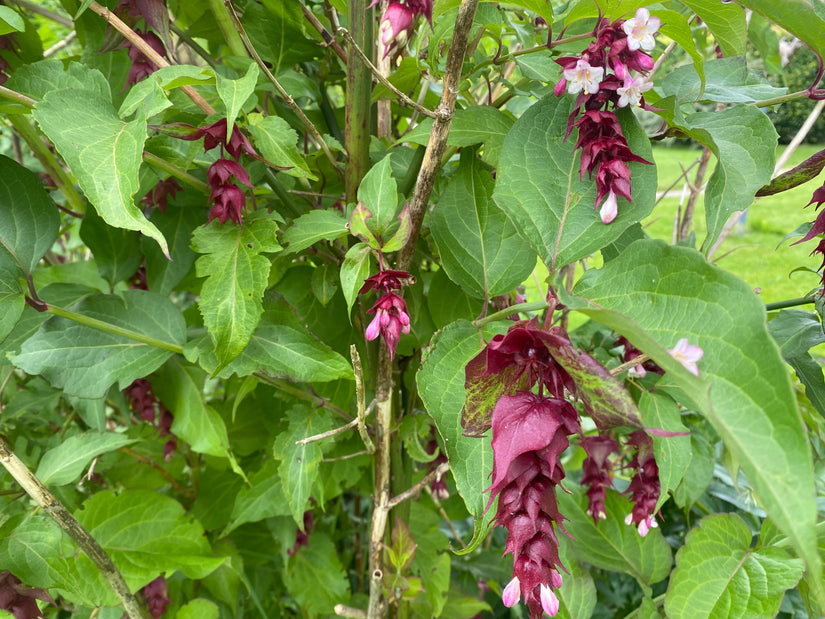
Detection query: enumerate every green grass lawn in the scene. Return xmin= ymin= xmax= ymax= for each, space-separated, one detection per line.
xmin=645 ymin=143 xmax=824 ymax=305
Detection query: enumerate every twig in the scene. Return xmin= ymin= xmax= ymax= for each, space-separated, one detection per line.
xmin=473 ymin=300 xmax=548 ymax=328
xmin=0 ymin=85 xmax=35 ymax=108
xmin=338 ymin=27 xmax=438 ymax=120
xmin=351 ymin=345 xmax=375 ymax=453
xmin=0 ymin=437 xmax=151 ymax=619
xmin=44 ymin=31 xmax=77 ymax=57
xmin=322 ymin=450 xmax=372 ymax=462
xmin=6 ymin=0 xmax=72 ymax=27
xmin=142 ymin=151 xmax=210 ymax=194
xmin=301 ymin=4 xmax=348 ymax=64
xmin=610 ymin=354 xmax=650 ymax=376
xmin=335 ymin=605 xmax=367 ymax=619
xmin=88 ymin=2 xmax=216 ymax=115
xmin=366 ymin=569 xmax=385 ymax=619
xmin=678 ymin=146 xmax=711 ymax=242
xmin=424 ymin=486 xmax=465 ymax=546
xmin=296 ymin=418 xmax=358 ymax=445
xmin=223 ymin=1 xmax=343 ymax=175
xmin=387 ymin=461 xmax=450 ymax=510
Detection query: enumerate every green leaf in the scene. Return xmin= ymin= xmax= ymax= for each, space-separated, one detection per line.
xmin=357 ymin=155 xmax=400 ymax=237
xmin=493 ymin=93 xmax=656 ymax=270
xmin=281 ymin=210 xmax=348 ymax=254
xmin=311 ymin=264 xmax=338 ymax=306
xmin=35 ymin=432 xmax=137 ymax=486
xmin=177 ymin=599 xmax=219 ymax=619
xmin=568 ymin=239 xmax=820 ymax=593
xmin=430 ymin=151 xmax=536 ymax=298
xmin=76 ymin=490 xmax=226 ymax=591
xmin=192 ymin=215 xmax=281 ymax=369
xmin=79 ymin=206 xmax=142 ymax=289
xmin=665 ymin=514 xmax=804 ymax=618
xmin=679 ymin=0 xmax=747 ymax=57
xmin=152 ymin=358 xmax=233 ymax=460
xmin=11 ymin=290 xmax=185 ymax=399
xmin=0 ymin=513 xmax=68 ymax=589
xmin=673 ymin=428 xmax=714 ymax=508
xmin=656 ymin=10 xmax=704 ymax=93
xmin=555 ymin=536 xmax=597 ymax=619
xmin=224 ymin=459 xmax=291 ymax=535
xmin=0 ymin=275 xmax=24 ymax=343
xmin=417 ymin=319 xmax=508 ymax=549
xmin=33 ymin=89 xmax=169 ymax=256
xmin=560 ymin=489 xmax=672 ymax=586
xmin=247 ymin=113 xmax=316 ymax=179
xmin=371 ymin=57 xmax=425 ymax=102
xmin=340 ymin=242 xmax=372 ymax=316
xmin=247 ymin=0 xmax=319 ymax=76
xmin=119 ymin=65 xmax=215 ymax=118
xmin=661 ymin=57 xmax=786 ymax=104
xmin=402 ymin=107 xmax=515 ymax=167
xmin=142 ymin=200 xmax=201 ymax=296
xmin=638 ymin=391 xmax=691 ymax=512
xmin=736 ymin=0 xmax=825 ymax=60
xmin=0 ymin=154 xmax=60 ymax=276
xmin=283 ymin=533 xmax=351 ymax=615
xmin=216 ymin=61 xmax=259 ymax=142
xmin=0 ymin=6 xmax=24 ymax=34
xmin=7 ymin=59 xmax=110 ymax=101
xmin=273 ymin=406 xmax=331 ymax=526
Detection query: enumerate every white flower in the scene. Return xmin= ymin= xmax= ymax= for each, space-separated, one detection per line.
xmin=599 ymin=191 xmax=618 ymax=224
xmin=563 ymin=59 xmax=604 ymax=95
xmin=617 ymin=74 xmax=653 ymax=107
xmin=668 ymin=338 xmax=703 ymax=376
xmin=622 ymin=8 xmax=660 ymax=52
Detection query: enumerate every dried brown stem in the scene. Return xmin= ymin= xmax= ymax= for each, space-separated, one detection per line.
xmin=301 ymin=3 xmax=348 ymax=64
xmin=386 ymin=461 xmax=450 ymax=510
xmin=0 ymin=437 xmax=151 ymax=619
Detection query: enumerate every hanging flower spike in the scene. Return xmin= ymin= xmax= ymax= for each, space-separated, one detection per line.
xmin=141 ymin=575 xmax=171 ymax=619
xmin=121 ymin=30 xmax=166 ymax=87
xmin=365 ymin=291 xmax=411 ymax=360
xmin=486 ymin=392 xmax=581 ymax=619
xmin=667 ymin=338 xmax=703 ymax=376
xmin=580 ymin=435 xmax=620 ymax=523
xmin=622 ymin=8 xmax=660 ymax=52
xmin=624 ymin=431 xmax=660 ymax=537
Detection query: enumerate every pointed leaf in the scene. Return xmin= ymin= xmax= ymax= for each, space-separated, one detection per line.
xmin=281 ymin=209 xmax=349 ymax=254
xmin=661 ymin=57 xmax=786 ymax=104
xmin=33 ymin=89 xmax=168 ymax=256
xmin=357 ymin=155 xmax=399 ymax=236
xmin=430 ymin=152 xmax=536 ymax=298
xmin=7 ymin=59 xmax=110 ymax=101
xmin=224 ymin=459 xmax=291 ymax=535
xmin=341 ymin=242 xmax=372 ymax=316
xmin=381 ymin=203 xmax=412 ymax=253
xmin=348 ymin=202 xmax=380 ymax=249
xmin=36 ymin=432 xmax=138 ymax=486
xmin=679 ymin=0 xmax=747 ymax=57
xmin=192 ymin=215 xmax=281 ymax=368
xmin=568 ymin=239 xmax=820 ymax=593
xmin=665 ymin=514 xmax=804 ymax=618
xmin=216 ymin=61 xmax=259 ymax=142
xmin=246 ymin=113 xmax=315 ymax=179
xmin=493 ymin=93 xmax=656 ymax=271
xmin=11 ymin=290 xmax=185 ymax=399
xmin=0 ymin=513 xmax=68 ymax=589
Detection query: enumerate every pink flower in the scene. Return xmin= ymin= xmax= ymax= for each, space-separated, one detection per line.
xmin=540 ymin=584 xmax=560 ymax=616
xmin=622 ymin=8 xmax=660 ymax=52
xmin=502 ymin=576 xmax=521 ymax=607
xmin=599 ymin=190 xmax=618 ymax=224
xmin=379 ymin=2 xmax=414 ymax=57
xmin=616 ymin=74 xmax=653 ymax=108
xmin=667 ymin=338 xmax=703 ymax=376
xmin=563 ymin=59 xmax=604 ymax=95
xmin=365 ymin=292 xmax=411 ymax=360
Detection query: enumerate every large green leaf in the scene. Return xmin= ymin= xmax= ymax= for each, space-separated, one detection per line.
xmin=75 ymin=490 xmax=226 ymax=591
xmin=357 ymin=154 xmax=400 ymax=236
xmin=246 ymin=113 xmax=315 ymax=179
xmin=661 ymin=57 xmax=786 ymax=104
xmin=224 ymin=459 xmax=291 ymax=535
xmin=0 ymin=513 xmax=68 ymax=589
xmin=340 ymin=242 xmax=372 ymax=316
xmin=35 ymin=432 xmax=137 ymax=486
xmin=246 ymin=0 xmax=319 ymax=76
xmin=417 ymin=319 xmax=508 ymax=549
xmin=79 ymin=205 xmax=142 ymax=289
xmin=283 ymin=533 xmax=351 ymax=615
xmin=142 ymin=200 xmax=201 ymax=296
xmin=568 ymin=239 xmax=820 ymax=593
xmin=555 ymin=536 xmax=597 ymax=619
xmin=7 ymin=58 xmax=110 ymax=101
xmin=493 ymin=93 xmax=656 ymax=271
xmin=402 ymin=106 xmax=515 ymax=167
xmin=665 ymin=514 xmax=804 ymax=618
xmin=736 ymin=0 xmax=825 ymax=60
xmin=559 ymin=489 xmax=672 ymax=587
xmin=33 ymin=89 xmax=168 ymax=256
xmin=191 ymin=214 xmax=281 ymax=369
xmin=679 ymin=0 xmax=747 ymax=57
xmin=11 ymin=290 xmax=185 ymax=399
xmin=280 ymin=210 xmax=348 ymax=254
xmin=430 ymin=150 xmax=536 ymax=299
xmin=0 ymin=155 xmax=60 ymax=278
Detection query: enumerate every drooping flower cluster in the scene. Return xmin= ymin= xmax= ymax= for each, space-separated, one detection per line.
xmin=624 ymin=431 xmax=660 ymax=537
xmin=465 ymin=319 xmax=584 ymax=618
xmin=580 ymin=435 xmax=620 ymax=523
xmin=360 ymin=269 xmax=412 ymax=360
xmin=0 ymin=571 xmax=52 ymax=619
xmin=554 ymin=8 xmax=659 ymax=223
xmin=142 ymin=177 xmax=181 ymax=213
xmin=793 ymin=179 xmax=825 ymax=295
xmin=288 ymin=511 xmax=315 ymax=557
xmin=121 ymin=30 xmax=167 ymax=87
xmin=125 ymin=378 xmax=177 ymax=461
xmin=426 ymin=432 xmax=450 ymax=500
xmin=177 ymin=118 xmax=258 ymax=225
xmin=141 ymin=575 xmax=171 ymax=619
xmin=371 ymin=0 xmax=433 ymax=58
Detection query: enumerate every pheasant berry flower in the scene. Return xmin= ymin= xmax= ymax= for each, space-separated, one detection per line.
xmin=622 ymin=8 xmax=661 ymax=52
xmin=668 ymin=338 xmax=703 ymax=377
xmin=581 ymin=435 xmax=620 ymax=523
xmin=624 ymin=431 xmax=660 ymax=537
xmin=365 ymin=292 xmax=411 ymax=360
xmin=563 ymin=59 xmax=604 ymax=95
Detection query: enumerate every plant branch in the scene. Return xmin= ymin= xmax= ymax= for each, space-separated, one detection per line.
xmin=0 ymin=437 xmax=151 ymax=619
xmin=301 ymin=3 xmax=348 ymax=64
xmin=338 ymin=27 xmax=438 ymax=120
xmin=0 ymin=85 xmax=35 ymax=108
xmin=296 ymin=417 xmax=359 ymax=445
xmin=43 ymin=304 xmax=184 ymax=354
xmin=222 ymin=0 xmax=342 ymax=175
xmin=386 ymin=461 xmax=450 ymax=510
xmin=118 ymin=447 xmax=193 ymax=497
xmin=473 ymin=300 xmax=549 ymax=328
xmin=208 ymin=0 xmax=248 ymax=58
xmin=754 ymin=89 xmax=814 ymax=108
xmin=142 ymin=151 xmax=210 ymax=193
xmin=765 ymin=296 xmax=817 ymax=311
xmin=351 ymin=345 xmax=376 ymax=453
xmin=253 ymin=373 xmax=351 ymax=419
xmin=610 ymin=354 xmax=649 ymax=376
xmin=88 ymin=2 xmax=216 ymax=115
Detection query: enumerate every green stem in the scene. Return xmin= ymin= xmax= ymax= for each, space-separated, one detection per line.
xmin=44 ymin=304 xmax=184 ymax=354
xmin=208 ymin=0 xmax=248 ymax=58
xmin=253 ymin=373 xmax=351 ymax=419
xmin=7 ymin=114 xmax=87 ymax=214
xmin=765 ymin=296 xmax=816 ymax=311
xmin=754 ymin=89 xmax=813 ymax=108
xmin=474 ymin=300 xmax=549 ymax=327
xmin=142 ymin=151 xmax=210 ymax=194
xmin=345 ymin=0 xmax=373 ymax=202
xmin=0 ymin=85 xmax=35 ymax=108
